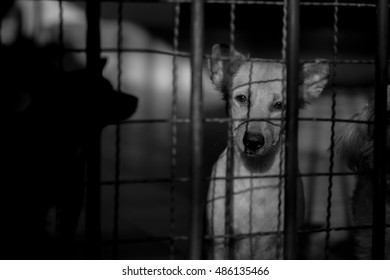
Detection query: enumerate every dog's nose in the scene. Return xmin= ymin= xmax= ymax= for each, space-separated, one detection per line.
xmin=243 ymin=132 xmax=265 ymax=152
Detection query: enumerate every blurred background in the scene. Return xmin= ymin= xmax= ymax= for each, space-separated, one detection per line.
xmin=0 ymin=0 xmax=383 ymax=259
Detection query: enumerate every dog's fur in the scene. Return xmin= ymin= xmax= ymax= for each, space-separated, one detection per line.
xmin=335 ymin=88 xmax=390 ymax=259
xmin=206 ymin=44 xmax=329 ymax=259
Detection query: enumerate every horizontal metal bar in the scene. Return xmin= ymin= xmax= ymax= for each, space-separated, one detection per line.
xmin=99 ymin=171 xmax=365 ymax=187
xmin=101 ymin=49 xmax=190 ymax=57
xmin=100 ymin=177 xmax=191 ymax=185
xmin=207 ymin=1 xmax=377 ymax=7
xmin=118 ymin=118 xmax=190 ymax=124
xmin=207 ymin=172 xmax=366 ymax=181
xmin=300 ymin=225 xmax=387 ymax=234
xmin=97 ymin=222 xmax=390 ymax=246
xmin=21 ymin=0 xmax=378 ymax=8
xmin=100 ymin=235 xmax=189 ymax=245
xmin=204 ymin=224 xmax=390 ymax=240
xmin=203 ymin=117 xmax=375 ymax=125
xmin=100 ymin=223 xmax=390 ymax=246
xmin=102 ymin=222 xmax=390 ymax=245
xmin=100 ymin=225 xmax=390 ymax=249
xmin=111 ymin=117 xmax=376 ymax=126
xmin=297 ymin=117 xmax=375 ymax=124
xmin=61 ymin=48 xmax=388 ymax=65
xmin=209 ymin=174 xmax=364 ymax=202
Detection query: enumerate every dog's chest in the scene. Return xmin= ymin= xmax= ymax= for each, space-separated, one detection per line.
xmin=235 ymin=176 xmax=284 ymax=230
xmin=207 ymin=150 xmax=284 ymax=235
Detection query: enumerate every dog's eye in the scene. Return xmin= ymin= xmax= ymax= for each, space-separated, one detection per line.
xmin=273 ymin=101 xmax=284 ymax=111
xmin=235 ymin=95 xmax=248 ymax=104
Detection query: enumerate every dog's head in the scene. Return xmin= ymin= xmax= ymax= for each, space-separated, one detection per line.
xmin=335 ymin=86 xmax=390 ymax=173
xmin=58 ymin=58 xmax=138 ymax=127
xmin=208 ymin=44 xmax=329 ymax=169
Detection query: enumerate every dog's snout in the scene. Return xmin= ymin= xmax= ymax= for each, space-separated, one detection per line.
xmin=243 ymin=132 xmax=265 ymax=152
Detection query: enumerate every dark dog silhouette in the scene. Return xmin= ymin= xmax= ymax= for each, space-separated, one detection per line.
xmin=1 ymin=40 xmax=137 ymax=259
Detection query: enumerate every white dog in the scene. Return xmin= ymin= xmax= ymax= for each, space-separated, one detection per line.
xmin=206 ymin=44 xmax=329 ymax=259
xmin=335 ymin=87 xmax=390 ymax=259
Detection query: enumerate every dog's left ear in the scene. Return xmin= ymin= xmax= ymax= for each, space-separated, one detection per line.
xmin=300 ymin=59 xmax=330 ymax=104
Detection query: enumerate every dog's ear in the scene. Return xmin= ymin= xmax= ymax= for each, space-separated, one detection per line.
xmin=335 ymin=104 xmax=373 ymax=172
xmin=208 ymin=44 xmax=246 ymax=94
xmin=300 ymin=59 xmax=329 ymax=104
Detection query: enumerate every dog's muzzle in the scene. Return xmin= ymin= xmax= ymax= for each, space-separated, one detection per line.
xmin=243 ymin=131 xmax=265 ymax=155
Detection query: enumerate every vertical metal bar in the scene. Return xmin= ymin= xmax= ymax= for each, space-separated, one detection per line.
xmin=279 ymin=0 xmax=288 ymax=260
xmin=325 ymin=0 xmax=339 ymax=260
xmin=284 ymin=0 xmax=300 ymax=260
xmin=55 ymin=0 xmax=64 ymax=253
xmin=58 ymin=0 xmax=64 ymax=70
xmin=85 ymin=0 xmax=101 ymax=260
xmin=225 ymin=96 xmax=235 ymax=260
xmin=278 ymin=0 xmax=288 ymax=259
xmin=372 ymin=0 xmax=388 ymax=260
xmin=170 ymin=2 xmax=181 ymax=260
xmin=225 ymin=3 xmax=236 ymax=260
xmin=189 ymin=0 xmax=204 ymax=260
xmin=113 ymin=0 xmax=123 ymax=260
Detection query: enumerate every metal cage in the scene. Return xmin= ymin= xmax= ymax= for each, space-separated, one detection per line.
xmin=0 ymin=0 xmax=388 ymax=260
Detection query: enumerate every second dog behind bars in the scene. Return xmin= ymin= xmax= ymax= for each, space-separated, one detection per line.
xmin=335 ymin=88 xmax=390 ymax=259
xmin=206 ymin=44 xmax=329 ymax=259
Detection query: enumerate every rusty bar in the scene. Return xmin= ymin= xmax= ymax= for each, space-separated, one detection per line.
xmin=85 ymin=0 xmax=101 ymax=259
xmin=189 ymin=0 xmax=204 ymax=260
xmin=372 ymin=0 xmax=388 ymax=260
xmin=284 ymin=0 xmax=300 ymax=260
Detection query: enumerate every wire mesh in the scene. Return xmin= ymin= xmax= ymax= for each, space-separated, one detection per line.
xmin=324 ymin=0 xmax=339 ymax=260
xmin=169 ymin=1 xmax=181 ymax=259
xmin=224 ymin=1 xmax=236 ymax=261
xmin=2 ymin=0 xmax=388 ymax=260
xmin=277 ymin=0 xmax=288 ymax=260
xmin=98 ymin=0 xmax=385 ymax=259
